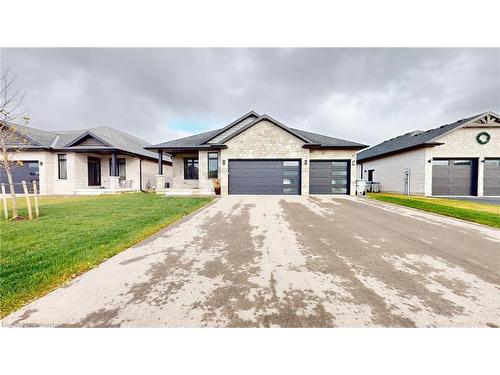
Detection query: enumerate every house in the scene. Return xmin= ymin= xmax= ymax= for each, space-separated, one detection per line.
xmin=0 ymin=121 xmax=172 ymax=195
xmin=357 ymin=111 xmax=500 ymax=197
xmin=146 ymin=111 xmax=367 ymax=195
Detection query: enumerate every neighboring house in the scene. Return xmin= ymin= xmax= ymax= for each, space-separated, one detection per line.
xmin=357 ymin=111 xmax=500 ymax=197
xmin=0 ymin=121 xmax=172 ymax=195
xmin=146 ymin=111 xmax=367 ymax=195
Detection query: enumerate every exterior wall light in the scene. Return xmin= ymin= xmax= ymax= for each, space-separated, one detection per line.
xmin=304 ymin=160 xmax=308 ymax=165
xmin=427 ymin=159 xmax=432 ymax=163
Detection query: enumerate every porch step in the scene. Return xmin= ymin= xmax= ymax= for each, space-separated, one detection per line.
xmin=162 ymin=188 xmax=215 ymax=196
xmin=74 ymin=188 xmax=138 ymax=195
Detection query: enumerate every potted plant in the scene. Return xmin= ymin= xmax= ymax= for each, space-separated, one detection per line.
xmin=212 ymin=179 xmax=221 ymax=195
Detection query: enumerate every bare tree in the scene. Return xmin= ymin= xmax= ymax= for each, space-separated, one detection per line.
xmin=0 ymin=67 xmax=30 ymax=219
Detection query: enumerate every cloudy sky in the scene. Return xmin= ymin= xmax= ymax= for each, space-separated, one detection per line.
xmin=2 ymin=48 xmax=499 ymax=145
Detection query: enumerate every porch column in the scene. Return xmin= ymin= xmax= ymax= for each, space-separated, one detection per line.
xmin=158 ymin=151 xmax=164 ymax=175
xmin=111 ymin=152 xmax=119 ymax=176
xmin=156 ymin=150 xmax=166 ymax=192
xmin=109 ymin=152 xmax=120 ymax=190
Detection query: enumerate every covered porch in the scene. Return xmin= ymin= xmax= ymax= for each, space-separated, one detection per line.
xmin=153 ymin=147 xmax=221 ymax=196
xmin=72 ymin=150 xmax=142 ymax=195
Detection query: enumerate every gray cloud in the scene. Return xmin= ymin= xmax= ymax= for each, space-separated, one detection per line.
xmin=2 ymin=48 xmax=499 ymax=145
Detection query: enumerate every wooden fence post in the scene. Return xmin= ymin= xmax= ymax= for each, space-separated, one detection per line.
xmin=33 ymin=180 xmax=40 ymax=218
xmin=22 ymin=181 xmax=33 ymax=220
xmin=1 ymin=183 xmax=8 ymax=220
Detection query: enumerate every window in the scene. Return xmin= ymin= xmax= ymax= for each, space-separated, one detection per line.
xmin=184 ymin=158 xmax=199 ymax=180
xmin=208 ymin=152 xmax=219 ymax=179
xmin=283 ymin=161 xmax=299 ymax=167
xmin=454 ymin=160 xmax=471 ymax=165
xmin=109 ymin=158 xmax=126 ymax=179
xmin=432 ymin=160 xmax=449 ymax=166
xmin=58 ymin=154 xmax=67 ymax=179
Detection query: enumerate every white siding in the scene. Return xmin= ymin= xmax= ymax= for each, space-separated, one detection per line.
xmin=359 ymin=148 xmax=427 ymax=195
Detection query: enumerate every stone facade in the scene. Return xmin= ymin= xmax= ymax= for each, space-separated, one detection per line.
xmin=169 ymin=120 xmax=359 ymax=195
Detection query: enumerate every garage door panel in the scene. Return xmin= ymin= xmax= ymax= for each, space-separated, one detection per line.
xmin=0 ymin=161 xmax=39 ymax=194
xmin=309 ymin=160 xmax=350 ymax=195
xmin=484 ymin=159 xmax=500 ymax=196
xmin=228 ymin=160 xmax=301 ymax=195
xmin=432 ymin=159 xmax=474 ymax=196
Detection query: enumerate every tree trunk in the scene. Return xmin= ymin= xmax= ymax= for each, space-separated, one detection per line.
xmin=5 ymin=168 xmax=17 ymax=219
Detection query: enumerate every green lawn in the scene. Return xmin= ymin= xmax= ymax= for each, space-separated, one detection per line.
xmin=367 ymin=193 xmax=500 ymax=228
xmin=0 ymin=193 xmax=213 ymax=317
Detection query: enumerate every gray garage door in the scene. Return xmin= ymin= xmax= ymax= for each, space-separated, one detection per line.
xmin=432 ymin=159 xmax=476 ymax=196
xmin=484 ymin=158 xmax=500 ymax=196
xmin=309 ymin=160 xmax=350 ymax=195
xmin=0 ymin=160 xmax=39 ymax=194
xmin=228 ymin=159 xmax=301 ymax=195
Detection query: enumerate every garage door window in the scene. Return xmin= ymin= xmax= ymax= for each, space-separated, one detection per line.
xmin=432 ymin=160 xmax=449 ymax=166
xmin=283 ymin=161 xmax=299 ymax=167
xmin=485 ymin=159 xmax=500 ymax=166
xmin=283 ymin=188 xmax=299 ymax=194
xmin=454 ymin=160 xmax=471 ymax=165
xmin=332 ymin=179 xmax=347 ymax=185
xmin=332 ymin=187 xmax=347 ymax=194
xmin=284 ymin=170 xmax=299 ymax=177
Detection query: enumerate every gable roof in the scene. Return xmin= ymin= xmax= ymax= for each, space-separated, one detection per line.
xmin=357 ymin=111 xmax=500 ymax=162
xmin=1 ymin=121 xmax=165 ymax=161
xmin=147 ymin=111 xmax=368 ymax=151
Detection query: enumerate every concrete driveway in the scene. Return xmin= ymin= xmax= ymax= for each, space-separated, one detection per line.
xmin=3 ymin=196 xmax=499 ymax=327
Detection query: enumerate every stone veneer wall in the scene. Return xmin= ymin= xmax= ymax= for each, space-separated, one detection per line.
xmin=218 ymin=120 xmax=357 ymax=195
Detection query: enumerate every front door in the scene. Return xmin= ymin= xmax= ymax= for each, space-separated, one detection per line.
xmin=88 ymin=157 xmax=101 ymax=186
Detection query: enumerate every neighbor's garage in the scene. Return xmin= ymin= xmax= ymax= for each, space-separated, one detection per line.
xmin=0 ymin=160 xmax=40 ymax=194
xmin=309 ymin=160 xmax=350 ymax=195
xmin=483 ymin=158 xmax=500 ymax=196
xmin=432 ymin=159 xmax=477 ymax=196
xmin=228 ymin=159 xmax=301 ymax=195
